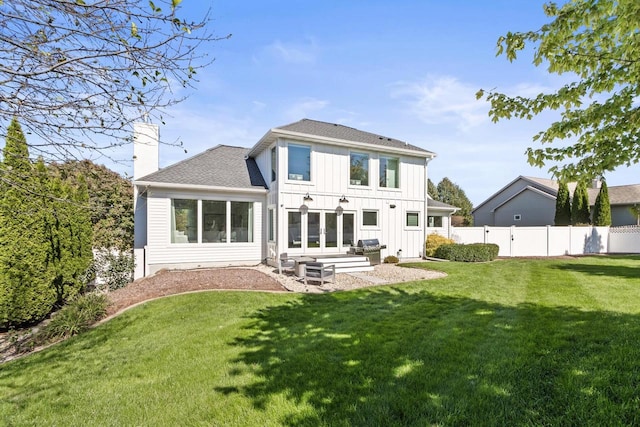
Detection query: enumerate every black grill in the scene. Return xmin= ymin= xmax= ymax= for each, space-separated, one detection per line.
xmin=351 ymin=238 xmax=387 ymax=265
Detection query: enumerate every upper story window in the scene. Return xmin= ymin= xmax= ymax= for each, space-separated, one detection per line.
xmin=271 ymin=147 xmax=276 ymax=182
xmin=380 ymin=156 xmax=399 ymax=188
xmin=350 ymin=152 xmax=369 ymax=186
xmin=288 ymin=143 xmax=311 ymax=181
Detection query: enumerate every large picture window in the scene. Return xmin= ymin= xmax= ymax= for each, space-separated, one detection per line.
xmin=350 ymin=152 xmax=369 ymax=186
xmin=171 ymin=199 xmax=197 ymax=243
xmin=202 ymin=201 xmax=226 ymax=243
xmin=171 ymin=199 xmax=254 ymax=244
xmin=231 ymin=202 xmax=253 ymax=242
xmin=288 ymin=144 xmax=311 ymax=181
xmin=380 ymin=156 xmax=399 ymax=188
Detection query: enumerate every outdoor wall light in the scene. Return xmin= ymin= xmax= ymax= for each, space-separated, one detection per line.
xmin=339 ymin=195 xmax=349 ymax=203
xmin=303 ymin=193 xmax=314 ymax=202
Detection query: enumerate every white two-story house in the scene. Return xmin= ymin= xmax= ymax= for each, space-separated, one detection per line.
xmin=133 ymin=119 xmax=455 ymax=278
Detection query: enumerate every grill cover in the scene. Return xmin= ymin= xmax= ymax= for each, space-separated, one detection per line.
xmin=357 ymin=239 xmax=380 ymax=249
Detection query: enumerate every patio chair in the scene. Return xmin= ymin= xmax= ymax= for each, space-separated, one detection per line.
xmin=303 ymin=262 xmax=336 ymax=286
xmin=279 ymin=252 xmax=296 ymax=275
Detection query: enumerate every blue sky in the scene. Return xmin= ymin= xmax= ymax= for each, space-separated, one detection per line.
xmin=133 ymin=0 xmax=637 ymax=206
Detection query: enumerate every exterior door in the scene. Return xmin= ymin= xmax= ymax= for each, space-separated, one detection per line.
xmin=287 ymin=209 xmax=355 ymax=253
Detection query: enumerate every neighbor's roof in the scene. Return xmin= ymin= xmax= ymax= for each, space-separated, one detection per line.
xmin=588 ymin=184 xmax=640 ymax=205
xmin=135 ymin=145 xmax=267 ymax=191
xmin=249 ymin=118 xmax=435 ymax=158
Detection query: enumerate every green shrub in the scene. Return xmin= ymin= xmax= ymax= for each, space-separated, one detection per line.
xmin=383 ymin=255 xmax=399 ymax=264
xmin=37 ymin=292 xmax=108 ymax=342
xmin=425 ymin=233 xmax=454 ymax=257
xmin=88 ymin=250 xmax=135 ymax=292
xmin=434 ymin=243 xmax=499 ymax=262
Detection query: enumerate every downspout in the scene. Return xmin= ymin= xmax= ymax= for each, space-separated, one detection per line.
xmin=423 ymin=156 xmax=434 ymax=259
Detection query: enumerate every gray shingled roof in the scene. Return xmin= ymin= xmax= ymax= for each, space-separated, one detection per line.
xmin=588 ymin=184 xmax=640 ymax=205
xmin=274 ymin=119 xmax=434 ymax=155
xmin=137 ymin=145 xmax=267 ymax=190
xmin=427 ymin=198 xmax=459 ymax=210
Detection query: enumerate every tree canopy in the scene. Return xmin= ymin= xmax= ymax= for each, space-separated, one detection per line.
xmin=435 ymin=177 xmax=474 ymax=226
xmin=478 ymin=0 xmax=640 ymax=182
xmin=0 ymin=0 xmax=227 ymax=166
xmin=50 ymin=160 xmax=133 ymax=250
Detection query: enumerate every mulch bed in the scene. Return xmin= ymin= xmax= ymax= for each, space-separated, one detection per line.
xmin=106 ymin=268 xmax=287 ymax=316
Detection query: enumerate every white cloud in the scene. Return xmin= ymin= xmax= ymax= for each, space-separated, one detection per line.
xmin=264 ymin=39 xmax=318 ymax=64
xmin=391 ymin=75 xmax=490 ymax=131
xmin=284 ymin=97 xmax=329 ymax=120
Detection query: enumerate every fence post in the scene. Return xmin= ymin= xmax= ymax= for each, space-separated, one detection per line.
xmin=546 ymin=225 xmax=551 ymax=257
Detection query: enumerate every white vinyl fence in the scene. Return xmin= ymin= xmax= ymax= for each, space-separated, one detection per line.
xmin=447 ymin=225 xmax=640 ymax=257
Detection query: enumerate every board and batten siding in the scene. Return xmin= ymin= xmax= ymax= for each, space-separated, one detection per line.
xmin=144 ymin=189 xmax=264 ymax=274
xmin=271 ymin=138 xmax=428 ymax=258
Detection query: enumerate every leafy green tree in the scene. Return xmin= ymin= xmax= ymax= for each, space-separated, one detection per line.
xmin=436 ymin=177 xmax=473 ymax=226
xmin=554 ymin=181 xmax=571 ymax=225
xmin=50 ymin=160 xmax=133 ymax=250
xmin=478 ymin=0 xmax=640 ymax=182
xmin=0 ymin=120 xmax=55 ymax=326
xmin=427 ymin=179 xmax=439 ymax=200
xmin=571 ymin=181 xmax=591 ymax=225
xmin=592 ymin=180 xmax=612 ymax=226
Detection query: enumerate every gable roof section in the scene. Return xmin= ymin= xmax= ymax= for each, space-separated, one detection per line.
xmin=491 ymin=185 xmax=557 ymax=213
xmin=135 ymin=145 xmax=267 ymax=191
xmin=472 ymin=176 xmax=558 ymax=213
xmin=249 ymin=118 xmax=435 ymax=158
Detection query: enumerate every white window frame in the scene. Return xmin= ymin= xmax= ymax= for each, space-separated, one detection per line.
xmin=286 ymin=142 xmax=312 ymax=183
xmin=349 ymin=151 xmax=371 ymax=188
xmin=406 ymin=211 xmax=420 ymax=228
xmin=514 ymin=214 xmax=522 ymax=221
xmin=362 ymin=209 xmax=379 ymax=228
xmin=379 ymin=155 xmax=400 ymax=190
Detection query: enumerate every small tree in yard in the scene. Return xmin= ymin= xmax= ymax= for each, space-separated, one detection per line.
xmin=554 ymin=181 xmax=571 ymax=225
xmin=0 ymin=120 xmax=56 ymax=326
xmin=571 ymin=181 xmax=591 ymax=225
xmin=592 ymin=180 xmax=612 ymax=226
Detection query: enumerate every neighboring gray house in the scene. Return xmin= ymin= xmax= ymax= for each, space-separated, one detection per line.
xmin=473 ymin=175 xmax=640 ymax=227
xmin=133 ymin=118 xmax=449 ymax=278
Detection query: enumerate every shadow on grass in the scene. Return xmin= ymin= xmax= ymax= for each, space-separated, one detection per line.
xmin=222 ymin=287 xmax=640 ymax=426
xmin=553 ymin=255 xmax=640 ymax=279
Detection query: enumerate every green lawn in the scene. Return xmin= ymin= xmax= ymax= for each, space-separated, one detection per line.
xmin=2 ymin=256 xmax=640 ymax=426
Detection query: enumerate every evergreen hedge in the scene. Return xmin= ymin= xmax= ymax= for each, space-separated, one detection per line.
xmin=434 ymin=243 xmax=500 ymax=262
